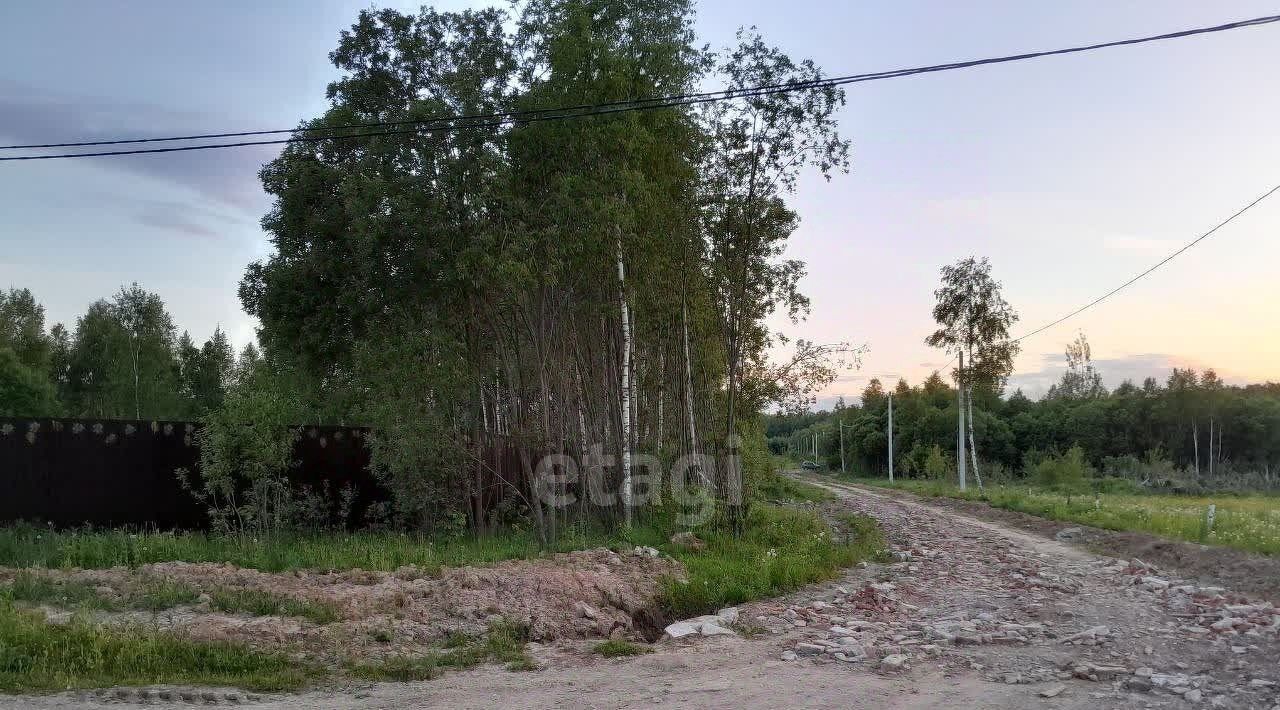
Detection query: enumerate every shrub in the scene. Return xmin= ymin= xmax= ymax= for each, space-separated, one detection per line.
xmin=924 ymin=444 xmax=950 ymax=480
xmin=1029 ymin=445 xmax=1092 ymax=492
xmin=178 ymin=368 xmax=303 ymax=536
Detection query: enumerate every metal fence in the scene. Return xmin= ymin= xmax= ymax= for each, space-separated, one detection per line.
xmin=0 ymin=417 xmax=382 ymax=529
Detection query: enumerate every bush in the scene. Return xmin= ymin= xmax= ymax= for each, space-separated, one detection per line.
xmin=924 ymin=444 xmax=950 ymax=480
xmin=1029 ymin=445 xmax=1092 ymax=492
xmin=179 ymin=368 xmax=303 ymax=536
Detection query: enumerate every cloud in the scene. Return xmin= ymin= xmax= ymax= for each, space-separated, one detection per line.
xmin=1006 ymin=352 xmax=1245 ymax=400
xmin=134 ymin=209 xmax=222 ymax=241
xmin=0 ymin=80 xmax=278 ymax=212
xmin=132 ymin=198 xmax=250 ymax=241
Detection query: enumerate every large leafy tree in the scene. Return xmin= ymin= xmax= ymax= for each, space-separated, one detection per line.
xmin=926 ymin=257 xmax=1020 ymax=393
xmin=1048 ymin=331 xmax=1106 ymax=400
xmin=0 ymin=346 xmax=58 ymax=417
xmin=62 ymin=286 xmax=183 ymax=419
xmin=237 ymin=1 xmax=855 ymax=537
xmin=0 ymin=288 xmax=52 ymax=375
xmin=697 ymin=30 xmax=849 ymax=524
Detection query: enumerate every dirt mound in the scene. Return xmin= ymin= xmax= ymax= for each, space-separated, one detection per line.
xmin=5 ymin=548 xmax=683 ymax=662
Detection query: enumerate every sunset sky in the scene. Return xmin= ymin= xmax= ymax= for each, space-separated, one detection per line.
xmin=2 ymin=1 xmax=1277 ymax=404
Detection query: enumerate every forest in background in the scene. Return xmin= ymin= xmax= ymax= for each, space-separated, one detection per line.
xmin=769 ymin=332 xmax=1280 ymax=492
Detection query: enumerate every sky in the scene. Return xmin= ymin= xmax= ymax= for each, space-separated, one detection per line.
xmin=2 ymin=1 xmax=1278 ymax=404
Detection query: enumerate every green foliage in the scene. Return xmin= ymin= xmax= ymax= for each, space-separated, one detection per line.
xmin=0 ymin=601 xmax=307 ymax=692
xmin=924 ymin=444 xmax=950 ymax=480
xmin=353 ymin=324 xmax=470 ymax=530
xmin=0 ymin=571 xmax=113 ymax=610
xmin=181 ymin=365 xmax=303 ymax=535
xmin=0 ymin=284 xmax=236 ymax=420
xmin=593 ymin=639 xmax=651 ymax=657
xmin=0 ymin=289 xmax=52 ymax=376
xmin=0 ymin=347 xmax=59 ymax=417
xmin=925 ymin=257 xmax=1019 ymax=392
xmin=0 ymin=525 xmax=559 ymax=573
xmin=1 ymin=572 xmax=203 ymax=614
xmin=756 ymin=473 xmax=833 ymax=503
xmin=1029 ymin=445 xmax=1093 ymax=492
xmin=129 ymin=579 xmax=201 ymax=612
xmin=657 ymin=505 xmax=882 ymax=619
xmin=768 ymin=366 xmax=1280 ymax=490
xmin=208 ymin=589 xmax=339 ymax=624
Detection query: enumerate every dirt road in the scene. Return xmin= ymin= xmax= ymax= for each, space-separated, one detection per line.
xmin=9 ymin=478 xmax=1278 ymax=709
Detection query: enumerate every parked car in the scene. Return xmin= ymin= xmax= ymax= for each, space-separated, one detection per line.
xmin=800 ymin=460 xmax=821 ymax=471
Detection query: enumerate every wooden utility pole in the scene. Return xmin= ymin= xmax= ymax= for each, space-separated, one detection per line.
xmin=957 ymin=351 xmax=967 ymax=491
xmin=887 ymin=393 xmax=894 ymax=482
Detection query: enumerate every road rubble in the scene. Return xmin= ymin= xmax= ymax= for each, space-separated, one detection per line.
xmin=754 ymin=478 xmax=1280 ymax=709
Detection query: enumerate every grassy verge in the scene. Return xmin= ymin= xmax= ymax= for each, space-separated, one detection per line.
xmin=349 ymin=621 xmax=534 ymax=680
xmin=209 ymin=589 xmax=340 ymax=624
xmin=757 ymin=475 xmax=835 ymax=504
xmin=0 ymin=602 xmax=307 ymax=692
xmin=0 ymin=525 xmax=563 ymax=573
xmin=0 ymin=572 xmax=201 ymax=613
xmin=860 ymin=478 xmax=1280 ymax=556
xmin=654 ymin=504 xmax=885 ymax=619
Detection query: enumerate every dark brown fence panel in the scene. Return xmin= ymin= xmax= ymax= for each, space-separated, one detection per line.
xmin=0 ymin=418 xmax=385 ymax=530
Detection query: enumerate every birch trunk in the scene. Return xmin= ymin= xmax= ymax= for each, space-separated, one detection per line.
xmin=1193 ymin=420 xmax=1200 ymax=477
xmin=656 ymin=350 xmax=665 ymax=460
xmin=616 ymin=228 xmax=633 ymax=526
xmin=682 ymin=299 xmax=704 ymax=484
xmin=1208 ymin=417 xmax=1214 ymax=477
xmin=967 ymin=386 xmax=983 ymax=490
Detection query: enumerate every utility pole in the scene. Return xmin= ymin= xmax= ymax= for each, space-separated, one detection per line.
xmin=957 ymin=350 xmax=967 ymax=491
xmin=887 ymin=393 xmax=894 ymax=482
xmin=839 ymin=420 xmax=846 ymax=475
xmin=812 ymin=432 xmax=817 ymax=460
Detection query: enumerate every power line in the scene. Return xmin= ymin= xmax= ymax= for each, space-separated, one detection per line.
xmin=929 ymin=183 xmax=1278 ymax=372
xmin=1010 ymin=182 xmax=1280 ymax=344
xmin=3 ymin=13 xmax=1277 ymax=161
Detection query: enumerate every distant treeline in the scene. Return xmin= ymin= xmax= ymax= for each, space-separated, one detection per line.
xmin=0 ymin=285 xmax=254 ymax=420
xmin=768 ymin=367 xmax=1280 ymax=485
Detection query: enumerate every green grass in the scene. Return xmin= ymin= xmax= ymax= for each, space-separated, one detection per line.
xmin=593 ymin=639 xmax=651 ymax=657
xmin=0 ymin=572 xmax=115 ymax=611
xmin=0 ymin=572 xmax=203 ymax=614
xmin=130 ymin=579 xmax=201 ymax=612
xmin=349 ymin=621 xmax=535 ymax=680
xmin=208 ymin=589 xmax=340 ymax=624
xmin=757 ymin=474 xmax=835 ymax=503
xmin=0 ymin=525 xmax=566 ymax=573
xmin=863 ymin=478 xmax=1280 ymax=556
xmin=655 ymin=504 xmax=884 ymax=619
xmin=0 ymin=601 xmax=307 ymax=692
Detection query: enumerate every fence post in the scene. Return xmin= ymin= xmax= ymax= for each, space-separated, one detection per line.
xmin=1206 ymin=504 xmax=1216 ymax=535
